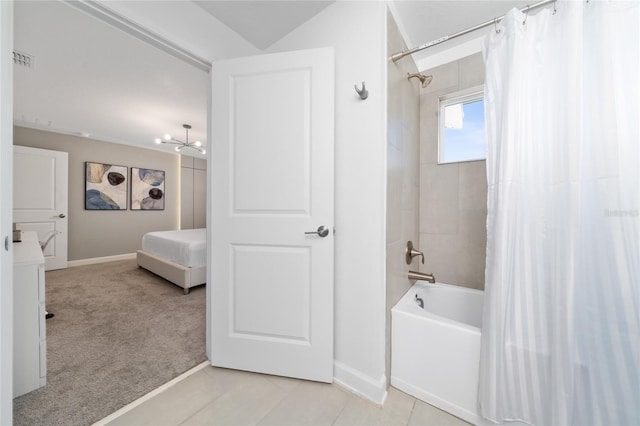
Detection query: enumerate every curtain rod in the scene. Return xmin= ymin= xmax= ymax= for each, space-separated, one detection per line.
xmin=390 ymin=0 xmax=557 ymax=63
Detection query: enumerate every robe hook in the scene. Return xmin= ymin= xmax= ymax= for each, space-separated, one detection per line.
xmin=354 ymin=81 xmax=368 ymax=100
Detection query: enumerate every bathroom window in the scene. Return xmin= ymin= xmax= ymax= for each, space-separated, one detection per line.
xmin=438 ymin=87 xmax=485 ymax=164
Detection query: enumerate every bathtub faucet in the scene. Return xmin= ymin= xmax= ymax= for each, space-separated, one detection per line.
xmin=408 ymin=270 xmax=436 ymax=283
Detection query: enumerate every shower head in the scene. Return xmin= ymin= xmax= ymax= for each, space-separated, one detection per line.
xmin=407 ymin=72 xmax=433 ymax=88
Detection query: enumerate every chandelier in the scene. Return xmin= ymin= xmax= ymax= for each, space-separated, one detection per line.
xmin=155 ymin=124 xmax=206 ymax=154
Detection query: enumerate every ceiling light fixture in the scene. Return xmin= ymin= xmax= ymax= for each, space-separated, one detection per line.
xmin=154 ymin=124 xmax=206 ymax=155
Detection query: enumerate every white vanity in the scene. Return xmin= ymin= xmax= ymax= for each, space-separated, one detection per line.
xmin=13 ymin=231 xmax=46 ymax=397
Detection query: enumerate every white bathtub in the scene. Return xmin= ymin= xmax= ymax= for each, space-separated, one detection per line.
xmin=391 ymin=281 xmax=490 ymax=425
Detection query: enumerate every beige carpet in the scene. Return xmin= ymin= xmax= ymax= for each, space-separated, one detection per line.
xmin=13 ymin=259 xmax=207 ymax=426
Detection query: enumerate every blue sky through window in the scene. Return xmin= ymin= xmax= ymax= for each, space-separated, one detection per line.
xmin=442 ymin=99 xmax=485 ymax=163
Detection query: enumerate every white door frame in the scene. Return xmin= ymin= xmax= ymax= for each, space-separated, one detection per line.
xmin=0 ymin=2 xmax=13 ymax=424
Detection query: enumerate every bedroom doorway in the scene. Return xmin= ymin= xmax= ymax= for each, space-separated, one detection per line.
xmin=2 ymin=2 xmax=208 ymax=424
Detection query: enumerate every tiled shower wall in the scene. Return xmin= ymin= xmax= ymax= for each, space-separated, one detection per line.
xmin=385 ymin=10 xmax=420 ymax=381
xmin=418 ymin=53 xmax=487 ymax=290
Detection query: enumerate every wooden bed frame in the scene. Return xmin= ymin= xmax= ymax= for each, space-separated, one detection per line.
xmin=136 ymin=249 xmax=206 ymax=294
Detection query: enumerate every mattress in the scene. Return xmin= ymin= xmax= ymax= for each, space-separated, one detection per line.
xmin=141 ymin=228 xmax=206 ymax=268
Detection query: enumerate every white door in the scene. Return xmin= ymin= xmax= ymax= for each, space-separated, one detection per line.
xmin=209 ymin=47 xmax=335 ymax=382
xmin=13 ymin=146 xmax=68 ymax=271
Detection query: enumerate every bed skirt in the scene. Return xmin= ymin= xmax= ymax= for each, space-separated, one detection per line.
xmin=136 ymin=250 xmax=206 ymax=294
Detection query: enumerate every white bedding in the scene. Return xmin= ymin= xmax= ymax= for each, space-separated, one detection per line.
xmin=141 ymin=228 xmax=206 ymax=268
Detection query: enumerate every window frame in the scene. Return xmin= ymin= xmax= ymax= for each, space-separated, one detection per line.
xmin=437 ymin=85 xmax=485 ymax=165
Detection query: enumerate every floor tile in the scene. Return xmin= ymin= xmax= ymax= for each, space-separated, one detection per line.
xmin=263 ymin=372 xmax=302 ymax=393
xmin=106 ymin=370 xmax=225 ymax=426
xmin=408 ymin=399 xmax=471 ymax=426
xmin=103 ymin=364 xmax=475 ymax=426
xmin=333 ymin=386 xmax=416 ymax=426
xmin=257 ymin=380 xmax=351 ymax=426
xmin=181 ymin=371 xmax=287 ymax=425
xmin=201 ymin=365 xmax=269 ymax=390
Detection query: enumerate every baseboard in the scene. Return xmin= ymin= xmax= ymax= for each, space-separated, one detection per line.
xmin=334 ymin=361 xmax=387 ymax=405
xmin=92 ymin=361 xmax=210 ymax=426
xmin=67 ymin=253 xmax=136 ymax=268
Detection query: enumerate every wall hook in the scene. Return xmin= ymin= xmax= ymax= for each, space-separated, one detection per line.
xmin=354 ymin=82 xmax=368 ymax=100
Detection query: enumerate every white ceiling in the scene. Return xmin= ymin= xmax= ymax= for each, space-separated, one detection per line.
xmin=194 ymin=1 xmax=335 ymax=50
xmin=13 ymin=0 xmax=531 ymax=157
xmin=392 ymin=0 xmax=530 ymax=68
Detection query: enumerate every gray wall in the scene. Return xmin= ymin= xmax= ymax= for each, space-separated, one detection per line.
xmin=180 ymin=156 xmax=206 ymax=230
xmin=386 ymin=10 xmax=420 ymax=381
xmin=418 ymin=53 xmax=487 ymax=290
xmin=14 ymin=126 xmax=180 ymax=261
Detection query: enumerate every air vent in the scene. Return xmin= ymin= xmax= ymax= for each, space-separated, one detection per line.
xmin=13 ymin=50 xmax=34 ymax=69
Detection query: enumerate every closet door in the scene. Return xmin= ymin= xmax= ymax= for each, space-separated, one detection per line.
xmin=13 ymin=146 xmax=68 ymax=271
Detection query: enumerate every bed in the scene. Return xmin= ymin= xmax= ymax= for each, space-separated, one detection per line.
xmin=136 ymin=228 xmax=206 ymax=294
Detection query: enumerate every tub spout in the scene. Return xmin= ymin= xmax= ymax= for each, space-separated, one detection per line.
xmin=408 ymin=270 xmax=435 ymax=283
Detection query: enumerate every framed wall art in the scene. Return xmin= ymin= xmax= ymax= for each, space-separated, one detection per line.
xmin=85 ymin=162 xmax=128 ymax=210
xmin=130 ymin=167 xmax=165 ymax=210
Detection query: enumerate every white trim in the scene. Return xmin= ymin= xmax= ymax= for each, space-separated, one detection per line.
xmin=91 ymin=360 xmax=210 ymax=426
xmin=63 ymin=0 xmax=211 ymax=72
xmin=0 ymin=2 xmax=13 ymax=424
xmin=439 ymin=85 xmax=485 ymax=103
xmin=13 ymin=120 xmax=181 ymax=157
xmin=416 ymin=35 xmax=484 ymax=73
xmin=67 ymin=253 xmax=136 ymax=268
xmin=334 ymin=361 xmax=388 ymax=405
xmin=386 ymin=2 xmax=416 ymax=58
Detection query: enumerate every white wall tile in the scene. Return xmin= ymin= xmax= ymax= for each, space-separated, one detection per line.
xmin=420 ymin=61 xmax=459 ymax=95
xmin=419 ymin=232 xmax=460 ymax=285
xmin=458 ymin=52 xmax=485 ymax=89
xmin=420 ymin=163 xmax=459 ymax=235
xmin=418 ymin=54 xmax=488 ymax=290
xmin=458 ymin=160 xmax=487 ymax=211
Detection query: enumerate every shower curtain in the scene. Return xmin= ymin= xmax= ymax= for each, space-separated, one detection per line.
xmin=479 ymin=1 xmax=639 ymax=425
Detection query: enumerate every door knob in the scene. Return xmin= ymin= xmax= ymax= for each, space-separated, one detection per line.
xmin=57 ymin=214 xmax=66 ymax=218
xmin=304 ymin=225 xmax=329 ymax=238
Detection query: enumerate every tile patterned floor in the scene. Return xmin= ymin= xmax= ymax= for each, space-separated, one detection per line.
xmin=103 ymin=366 xmax=470 ymax=426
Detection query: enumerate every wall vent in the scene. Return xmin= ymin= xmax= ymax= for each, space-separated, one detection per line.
xmin=13 ymin=50 xmax=34 ymax=69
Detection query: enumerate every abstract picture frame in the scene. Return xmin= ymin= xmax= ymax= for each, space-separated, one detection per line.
xmin=85 ymin=162 xmax=128 ymax=210
xmin=130 ymin=167 xmax=165 ymax=210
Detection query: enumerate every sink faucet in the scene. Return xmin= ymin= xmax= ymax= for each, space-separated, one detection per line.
xmin=408 ymin=270 xmax=436 ymax=283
